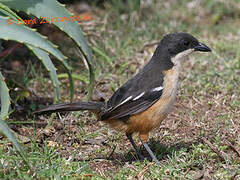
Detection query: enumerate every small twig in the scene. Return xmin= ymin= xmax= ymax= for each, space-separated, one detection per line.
xmin=184 ymin=168 xmax=191 ymax=177
xmin=225 ymin=140 xmax=240 ymax=158
xmin=87 ymin=32 xmax=101 ymax=38
xmin=137 ymin=162 xmax=154 ymax=180
xmin=193 ymin=169 xmax=205 ymax=180
xmin=84 ymin=138 xmax=107 ymax=146
xmin=73 ymin=156 xmax=112 ymax=162
xmin=107 ymin=144 xmax=117 ymax=160
xmin=202 ymin=137 xmax=229 ymax=161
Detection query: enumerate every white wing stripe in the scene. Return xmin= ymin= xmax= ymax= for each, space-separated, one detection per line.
xmin=118 ymin=96 xmax=132 ymax=106
xmin=152 ymin=86 xmax=163 ymax=92
xmin=133 ymin=92 xmax=145 ymax=100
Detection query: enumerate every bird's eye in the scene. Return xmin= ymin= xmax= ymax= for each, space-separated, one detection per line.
xmin=183 ymin=41 xmax=190 ymax=46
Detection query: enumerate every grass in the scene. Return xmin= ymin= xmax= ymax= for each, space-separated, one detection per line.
xmin=1 ymin=0 xmax=240 ymax=179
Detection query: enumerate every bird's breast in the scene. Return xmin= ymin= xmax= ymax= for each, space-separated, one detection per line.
xmin=138 ymin=65 xmax=180 ymax=128
xmin=160 ymin=64 xmax=180 ymax=114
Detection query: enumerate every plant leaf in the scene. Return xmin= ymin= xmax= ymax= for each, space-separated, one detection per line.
xmin=58 ymin=73 xmax=89 ymax=83
xmin=0 ymin=72 xmax=29 ymax=165
xmin=28 ymin=45 xmax=60 ymax=102
xmin=0 ymin=118 xmax=29 ymax=165
xmin=0 ymin=72 xmax=10 ymax=120
xmin=0 ymin=16 xmax=74 ymax=101
xmin=92 ymin=46 xmax=113 ymax=67
xmin=0 ymin=2 xmax=19 ymax=20
xmin=0 ymin=16 xmax=66 ymax=61
xmin=2 ymin=0 xmax=95 ymax=100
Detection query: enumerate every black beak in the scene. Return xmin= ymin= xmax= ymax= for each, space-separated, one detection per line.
xmin=194 ymin=43 xmax=211 ymax=52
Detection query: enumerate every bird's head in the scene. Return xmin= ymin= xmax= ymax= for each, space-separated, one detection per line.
xmin=154 ymin=32 xmax=211 ymax=66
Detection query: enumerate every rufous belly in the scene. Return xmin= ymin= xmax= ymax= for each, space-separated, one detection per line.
xmin=105 ymin=66 xmax=180 ymax=142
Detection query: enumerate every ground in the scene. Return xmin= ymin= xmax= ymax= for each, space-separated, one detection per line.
xmin=0 ymin=0 xmax=240 ymax=179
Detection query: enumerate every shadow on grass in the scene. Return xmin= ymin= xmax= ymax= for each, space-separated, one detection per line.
xmin=108 ymin=137 xmax=203 ymax=164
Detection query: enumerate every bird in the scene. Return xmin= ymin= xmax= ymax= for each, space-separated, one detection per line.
xmin=34 ymin=32 xmax=211 ymax=164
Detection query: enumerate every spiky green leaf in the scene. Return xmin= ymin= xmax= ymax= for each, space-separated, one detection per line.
xmin=0 ymin=118 xmax=29 ymax=165
xmin=0 ymin=16 xmax=66 ymax=62
xmin=0 ymin=2 xmax=19 ymax=20
xmin=29 ymin=45 xmax=60 ymax=102
xmin=0 ymin=72 xmax=28 ymax=165
xmin=2 ymin=0 xmax=95 ymax=99
xmin=0 ymin=72 xmax=10 ymax=120
xmin=0 ymin=16 xmax=74 ymax=101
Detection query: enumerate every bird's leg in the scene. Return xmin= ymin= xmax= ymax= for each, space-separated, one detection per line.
xmin=126 ymin=133 xmax=145 ymax=161
xmin=140 ymin=139 xmax=160 ymax=165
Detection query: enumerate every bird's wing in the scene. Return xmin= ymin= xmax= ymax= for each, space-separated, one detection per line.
xmin=100 ymin=54 xmax=173 ymax=121
xmin=100 ymin=88 xmax=163 ymax=120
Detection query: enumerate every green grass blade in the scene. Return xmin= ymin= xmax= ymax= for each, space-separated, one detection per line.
xmin=28 ymin=45 xmax=60 ymax=102
xmin=0 ymin=118 xmax=29 ymax=165
xmin=0 ymin=71 xmax=10 ymax=120
xmin=92 ymin=46 xmax=113 ymax=67
xmin=58 ymin=73 xmax=89 ymax=83
xmin=87 ymin=64 xmax=95 ymax=100
xmin=0 ymin=72 xmax=29 ymax=166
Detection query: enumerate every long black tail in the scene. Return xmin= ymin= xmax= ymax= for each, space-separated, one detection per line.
xmin=34 ymin=101 xmax=105 ymax=114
